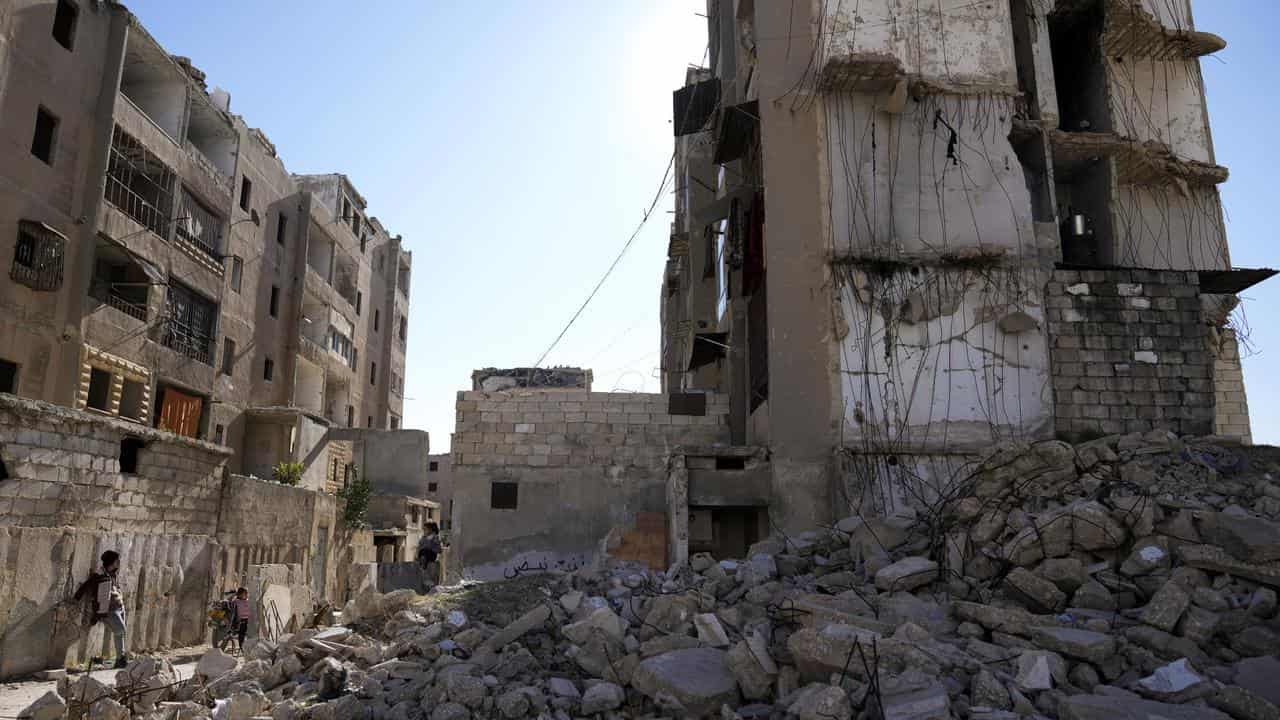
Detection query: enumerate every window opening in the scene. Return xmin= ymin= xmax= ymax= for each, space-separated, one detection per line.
xmin=160 ymin=280 xmax=216 ymax=364
xmin=491 ymin=482 xmax=518 ymax=509
xmin=12 ymin=221 xmax=66 ymax=291
xmin=119 ymin=437 xmax=144 ymax=473
xmin=0 ymin=359 xmax=18 ymax=393
xmin=31 ymin=107 xmax=58 ymax=164
xmin=52 ymin=0 xmax=78 ymax=50
xmin=86 ymin=368 xmax=111 ymax=411
xmin=118 ymin=379 xmax=145 ymax=421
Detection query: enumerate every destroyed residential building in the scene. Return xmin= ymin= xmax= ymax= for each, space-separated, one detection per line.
xmin=659 ymin=0 xmax=1272 ymax=535
xmin=0 ymin=1 xmax=413 ymax=488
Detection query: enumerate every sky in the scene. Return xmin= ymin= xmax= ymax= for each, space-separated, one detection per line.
xmin=124 ymin=1 xmax=708 ymax=451
xmin=125 ymin=2 xmax=1278 ymax=450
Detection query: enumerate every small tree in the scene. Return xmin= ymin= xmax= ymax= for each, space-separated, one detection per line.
xmin=272 ymin=461 xmax=303 ymax=486
xmin=338 ymin=465 xmax=370 ymax=527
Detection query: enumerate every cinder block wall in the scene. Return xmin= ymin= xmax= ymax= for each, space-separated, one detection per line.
xmin=451 ymin=390 xmax=729 ymax=579
xmin=1212 ymin=328 xmax=1253 ymax=444
xmin=0 ymin=394 xmax=230 ymax=679
xmin=1048 ymin=269 xmax=1214 ymax=442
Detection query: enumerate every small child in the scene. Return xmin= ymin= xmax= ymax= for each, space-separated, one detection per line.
xmin=230 ymin=587 xmax=251 ymax=652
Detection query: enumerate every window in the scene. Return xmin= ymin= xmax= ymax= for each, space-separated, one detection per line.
xmin=229 ymin=256 xmax=243 ymax=292
xmin=374 ymin=309 xmax=380 ymax=332
xmin=239 ymin=176 xmax=252 ymax=212
xmin=491 ymin=482 xmax=518 ymax=509
xmin=360 ymin=233 xmax=368 ymax=253
xmin=390 ymin=414 xmax=399 ymax=429
xmin=411 ymin=507 xmax=420 ymax=525
xmin=343 ymin=464 xmax=352 ymax=489
xmin=106 ymin=126 xmax=175 ymax=237
xmin=52 ymin=0 xmax=78 ymax=50
xmin=118 ymin=379 xmax=145 ymax=421
xmin=221 ymin=338 xmax=236 ymax=375
xmin=367 ymin=415 xmax=373 ymax=428
xmin=263 ymin=356 xmax=274 ymax=382
xmin=12 ymin=221 xmax=66 ymax=292
xmin=352 ymin=213 xmax=361 ymax=236
xmin=0 ymin=358 xmax=18 ymax=393
xmin=346 ymin=405 xmax=354 ymax=427
xmin=86 ymin=368 xmax=111 ymax=411
xmin=356 ymin=291 xmax=362 ymax=316
xmin=342 ymin=197 xmax=351 ymax=222
xmin=429 ymin=461 xmax=439 ymax=472
xmin=370 ymin=362 xmax=377 ymax=386
xmin=269 ymin=285 xmax=279 ymax=317
xmin=351 ymin=346 xmax=358 ymax=371
xmin=31 ymin=107 xmax=58 ymax=165
xmin=428 ymin=482 xmax=438 ymax=492
xmin=213 ymin=424 xmax=224 ymax=444
xmin=119 ymin=437 xmax=144 ymax=474
xmin=160 ymin=280 xmax=216 ymax=365
xmin=175 ymin=189 xmax=222 ymax=260
xmin=276 ymin=212 xmax=288 ymax=245
xmin=399 ymin=316 xmax=407 ymax=343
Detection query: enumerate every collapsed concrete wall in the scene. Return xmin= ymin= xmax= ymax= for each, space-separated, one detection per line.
xmin=451 ymin=390 xmax=729 ymax=579
xmin=0 ymin=394 xmax=229 ymax=679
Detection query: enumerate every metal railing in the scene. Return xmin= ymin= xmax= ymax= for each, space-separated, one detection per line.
xmin=104 ymin=126 xmax=175 ymax=239
xmin=159 ymin=319 xmax=213 ymax=365
xmin=175 ymin=190 xmax=223 ymax=261
xmin=101 ymin=289 xmax=148 ymax=321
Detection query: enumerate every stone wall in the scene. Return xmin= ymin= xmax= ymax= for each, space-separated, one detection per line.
xmin=1048 ymin=268 xmax=1213 ymax=441
xmin=450 ymin=390 xmax=729 ymax=579
xmin=1212 ymin=328 xmax=1252 ymax=444
xmin=0 ymin=394 xmax=230 ymax=679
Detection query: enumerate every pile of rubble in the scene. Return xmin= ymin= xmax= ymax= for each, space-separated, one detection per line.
xmin=18 ymin=431 xmax=1280 ymax=720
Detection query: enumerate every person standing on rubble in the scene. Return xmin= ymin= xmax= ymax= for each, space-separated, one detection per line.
xmin=417 ymin=523 xmax=443 ymax=587
xmin=75 ymin=550 xmax=128 ymax=668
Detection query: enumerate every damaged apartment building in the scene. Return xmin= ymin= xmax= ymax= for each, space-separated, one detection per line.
xmin=0 ymin=0 xmax=413 ymax=487
xmin=0 ymin=0 xmax=428 ymax=677
xmin=659 ymin=0 xmax=1271 ymax=535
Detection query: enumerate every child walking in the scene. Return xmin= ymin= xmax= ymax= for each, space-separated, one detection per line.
xmin=230 ymin=587 xmax=251 ymax=653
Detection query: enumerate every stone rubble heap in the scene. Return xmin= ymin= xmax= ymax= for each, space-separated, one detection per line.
xmin=19 ymin=432 xmax=1280 ymax=720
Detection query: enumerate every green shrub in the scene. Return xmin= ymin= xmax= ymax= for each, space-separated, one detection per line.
xmin=337 ymin=465 xmax=370 ymax=527
xmin=272 ymin=461 xmax=303 ymax=486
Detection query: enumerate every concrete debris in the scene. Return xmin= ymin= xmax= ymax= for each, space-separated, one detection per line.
xmin=26 ymin=435 xmax=1277 ymax=719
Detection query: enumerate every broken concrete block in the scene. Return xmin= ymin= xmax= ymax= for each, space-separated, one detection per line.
xmin=787 ymin=683 xmax=852 ymax=720
xmin=1141 ymin=581 xmax=1191 ymax=632
xmin=726 ymin=640 xmax=773 ymax=701
xmin=630 ymin=649 xmax=737 ymax=717
xmin=1209 ymin=685 xmax=1280 ymax=720
xmin=429 ymin=702 xmax=470 ymax=720
xmin=1038 ymin=557 xmax=1087 ymax=593
xmin=1028 ymin=627 xmax=1116 ymax=664
xmin=1015 ymin=650 xmax=1066 ymax=691
xmin=694 ymin=613 xmax=730 ymax=648
xmin=17 ymin=690 xmax=66 ymax=720
xmin=1120 ymin=544 xmax=1169 ymax=577
xmin=580 ymin=682 xmax=624 ymax=714
xmin=971 ymin=669 xmax=1011 ymax=710
xmin=1178 ymin=544 xmax=1280 ymax=587
xmin=1136 ymin=658 xmax=1213 ymax=703
xmin=86 ymin=698 xmax=129 ymax=720
xmin=877 ymin=680 xmax=949 ymax=720
xmin=559 ymin=591 xmax=583 ymax=614
xmin=547 ymin=678 xmax=580 ymax=699
xmin=482 ymin=604 xmax=551 ymax=653
xmin=198 ymin=647 xmax=240 ymax=681
xmin=874 ymin=556 xmax=937 ymax=592
xmin=1005 ymin=567 xmax=1066 ymax=612
xmin=1057 ymin=694 xmax=1231 ymax=720
xmin=1197 ymin=512 xmax=1280 ymax=564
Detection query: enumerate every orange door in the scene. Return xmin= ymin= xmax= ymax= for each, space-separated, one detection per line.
xmin=157 ymin=387 xmax=202 ymax=437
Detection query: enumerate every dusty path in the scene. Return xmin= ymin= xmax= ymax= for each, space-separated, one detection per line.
xmin=0 ymin=645 xmax=207 ymax=718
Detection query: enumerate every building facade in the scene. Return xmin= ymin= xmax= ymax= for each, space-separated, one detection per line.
xmin=660 ymin=0 xmax=1266 ymax=533
xmin=0 ymin=1 xmax=412 ymax=482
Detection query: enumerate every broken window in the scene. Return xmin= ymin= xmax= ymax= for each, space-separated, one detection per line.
xmin=12 ymin=221 xmax=66 ymax=292
xmin=277 ymin=212 xmax=288 ymax=245
xmin=119 ymin=437 xmax=144 ymax=473
xmin=90 ymin=236 xmax=153 ymax=320
xmin=52 ymin=0 xmax=78 ymax=50
xmin=0 ymin=358 xmax=17 ymax=394
xmin=221 ymin=338 xmax=235 ymax=375
xmin=175 ymin=189 xmax=223 ymax=260
xmin=269 ymin=285 xmax=280 ymax=317
xmin=160 ymin=279 xmax=216 ymax=365
xmin=31 ymin=107 xmax=58 ymax=164
xmin=239 ymin=176 xmax=252 ymax=212
xmin=86 ymin=368 xmax=112 ymax=411
xmin=105 ymin=126 xmax=175 ymax=237
xmin=118 ymin=379 xmax=145 ymax=421
xmin=229 ymin=256 xmax=243 ymax=292
xmin=491 ymin=482 xmax=518 ymax=509
xmin=264 ymin=356 xmax=274 ymax=382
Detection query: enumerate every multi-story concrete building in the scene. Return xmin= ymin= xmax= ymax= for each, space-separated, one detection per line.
xmin=0 ymin=1 xmax=412 ymax=487
xmin=660 ymin=0 xmax=1270 ymax=533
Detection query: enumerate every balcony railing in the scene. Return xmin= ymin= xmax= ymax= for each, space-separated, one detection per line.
xmin=175 ymin=190 xmax=223 ymax=262
xmin=159 ymin=318 xmax=213 ymax=365
xmin=93 ymin=285 xmax=148 ymax=321
xmin=104 ymin=126 xmax=175 ymax=239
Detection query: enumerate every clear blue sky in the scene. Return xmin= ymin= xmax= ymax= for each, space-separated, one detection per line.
xmin=127 ymin=2 xmax=1276 ymax=450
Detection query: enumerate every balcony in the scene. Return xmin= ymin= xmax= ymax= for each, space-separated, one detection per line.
xmin=105 ymin=126 xmax=175 ymax=241
xmin=159 ymin=319 xmax=213 ymax=365
xmin=174 ymin=189 xmax=225 ymax=271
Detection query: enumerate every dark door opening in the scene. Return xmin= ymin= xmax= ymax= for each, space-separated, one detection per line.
xmin=688 ymin=506 xmax=765 ymax=561
xmin=1048 ymin=2 xmax=1110 ymax=133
